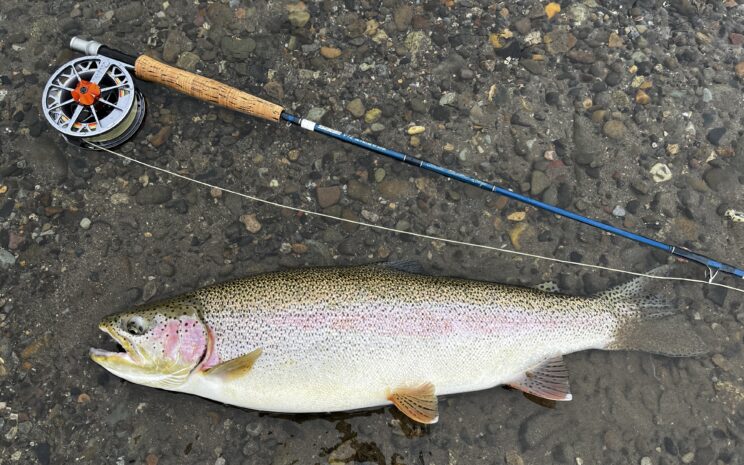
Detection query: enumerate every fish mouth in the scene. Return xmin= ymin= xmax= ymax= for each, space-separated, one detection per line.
xmin=89 ymin=323 xmax=139 ymax=365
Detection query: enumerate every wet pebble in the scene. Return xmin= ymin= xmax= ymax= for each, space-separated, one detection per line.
xmin=612 ymin=205 xmax=626 ymax=217
xmin=346 ymin=99 xmax=365 ymax=118
xmin=649 ymin=164 xmax=672 ymax=183
xmin=530 ymin=171 xmax=550 ymax=195
xmin=573 ymin=117 xmax=602 ymax=165
xmin=79 ymin=218 xmax=91 ymax=230
xmin=316 ymin=186 xmax=341 ymax=208
xmin=221 ymin=37 xmax=256 ymax=61
xmin=603 ymin=120 xmax=626 ymax=139
xmin=364 ymin=108 xmax=381 ymax=124
xmin=240 ymin=214 xmax=262 ymax=234
xmin=136 ymin=185 xmax=173 ymax=205
xmin=505 ymin=450 xmax=524 ymax=465
xmin=703 ymin=167 xmax=737 ymax=192
xmin=287 ymin=8 xmax=310 ymax=28
xmin=0 ymin=248 xmax=16 ymax=269
xmin=320 ymin=46 xmax=341 ymax=59
xmin=640 ymin=458 xmax=652 ymax=465
xmin=706 ymin=127 xmax=726 ymax=146
xmin=328 ymin=440 xmax=355 ymax=463
xmin=736 ymin=62 xmax=744 ymax=79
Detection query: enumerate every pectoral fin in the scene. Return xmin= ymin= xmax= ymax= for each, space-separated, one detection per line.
xmin=508 ymin=355 xmax=572 ymax=401
xmin=204 ymin=348 xmax=262 ymax=381
xmin=387 ymin=382 xmax=439 ymax=424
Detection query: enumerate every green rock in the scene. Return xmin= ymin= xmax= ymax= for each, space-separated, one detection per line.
xmin=288 ymin=10 xmax=310 ymax=28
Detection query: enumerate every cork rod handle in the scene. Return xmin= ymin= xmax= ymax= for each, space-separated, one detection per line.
xmin=134 ymin=55 xmax=284 ymax=122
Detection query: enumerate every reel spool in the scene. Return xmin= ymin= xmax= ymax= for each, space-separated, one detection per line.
xmin=42 ymin=55 xmax=145 ymax=149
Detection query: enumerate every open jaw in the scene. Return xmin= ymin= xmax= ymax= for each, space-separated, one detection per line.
xmin=89 ymin=324 xmax=138 ymax=364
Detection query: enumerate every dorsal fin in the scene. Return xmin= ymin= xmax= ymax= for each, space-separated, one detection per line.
xmin=387 ymin=382 xmax=439 ymax=424
xmin=508 ymin=355 xmax=572 ymax=401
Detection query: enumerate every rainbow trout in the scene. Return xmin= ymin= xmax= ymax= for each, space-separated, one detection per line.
xmin=90 ymin=264 xmax=705 ymax=423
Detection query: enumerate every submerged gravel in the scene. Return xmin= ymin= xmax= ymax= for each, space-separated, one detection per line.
xmin=1 ymin=0 xmax=744 ymax=464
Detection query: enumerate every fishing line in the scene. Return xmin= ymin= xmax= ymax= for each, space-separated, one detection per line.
xmin=88 ymin=142 xmax=744 ymax=296
xmin=44 ymin=37 xmax=744 ymax=281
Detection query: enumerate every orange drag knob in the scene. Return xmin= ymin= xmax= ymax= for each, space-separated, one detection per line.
xmin=71 ymin=80 xmax=102 ymax=106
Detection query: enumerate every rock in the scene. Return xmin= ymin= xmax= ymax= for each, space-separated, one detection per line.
xmin=544 ymin=30 xmax=576 ymax=54
xmin=703 ymin=167 xmax=736 ymax=192
xmin=545 ymin=2 xmax=561 ymax=20
xmin=136 ymin=185 xmax=173 ymax=205
xmin=612 ymin=205 xmax=626 ymax=217
xmin=508 ymin=211 xmax=526 ymax=222
xmin=509 ymin=223 xmax=530 ymax=250
xmin=320 ymin=46 xmax=341 ymax=59
xmin=347 ymin=180 xmax=373 ymax=203
xmin=306 ymin=107 xmax=327 ymax=121
xmin=407 ymin=125 xmax=425 ymax=135
xmin=654 ymin=192 xmax=677 ymax=217
xmin=681 ymin=452 xmax=694 ymax=464
xmin=364 ymin=108 xmax=382 ymax=124
xmin=702 ymin=88 xmax=713 ymax=103
xmin=393 ymin=4 xmax=413 ymax=31
xmin=0 ymin=248 xmax=15 ymax=269
xmin=316 ymin=186 xmax=341 ymax=208
xmin=649 ymin=163 xmax=672 ymax=183
xmin=530 ymin=171 xmax=550 ymax=195
xmin=573 ymin=117 xmax=602 ymax=165
xmin=329 ymin=440 xmax=355 ymax=463
xmin=522 ymin=59 xmax=546 ymax=75
xmin=346 ymin=98 xmax=365 ymax=118
xmin=146 ymin=454 xmax=158 ymax=465
xmin=221 ymin=37 xmax=256 ymax=60
xmin=712 ymin=353 xmax=733 ymax=371
xmin=115 ymin=3 xmax=145 ymax=22
xmin=288 ymin=9 xmax=310 ymax=28
xmin=602 ymin=120 xmax=626 ymax=139
xmin=704 ymin=282 xmax=727 ymax=306
xmin=706 ymin=127 xmax=726 ymax=146
xmin=79 ymin=218 xmax=91 ymax=230
xmin=379 ymin=179 xmax=414 ymax=200
xmin=162 ymin=30 xmax=190 ymax=63
xmin=176 ymin=52 xmax=200 ymax=71
xmin=240 ymin=214 xmax=262 ymax=233
xmin=736 ymin=62 xmax=744 ymax=79
xmin=608 ymin=32 xmax=623 ymax=48
xmin=635 ymin=89 xmax=651 ymax=105
xmin=505 ymin=450 xmax=525 ymax=465
xmin=640 ymin=457 xmax=652 ymax=465
xmin=148 ymin=126 xmax=171 ymax=147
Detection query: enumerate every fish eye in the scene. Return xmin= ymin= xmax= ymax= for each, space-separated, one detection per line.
xmin=125 ymin=316 xmax=149 ymax=336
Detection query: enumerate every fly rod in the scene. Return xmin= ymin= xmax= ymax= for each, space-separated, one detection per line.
xmin=41 ymin=37 xmax=744 ymax=280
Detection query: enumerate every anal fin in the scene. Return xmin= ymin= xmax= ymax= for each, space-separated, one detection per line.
xmin=203 ymin=347 xmax=262 ymax=381
xmin=508 ymin=355 xmax=572 ymax=401
xmin=387 ymin=382 xmax=439 ymax=424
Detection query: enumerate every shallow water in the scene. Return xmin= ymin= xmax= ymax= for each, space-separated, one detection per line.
xmin=2 ymin=0 xmax=744 ymax=464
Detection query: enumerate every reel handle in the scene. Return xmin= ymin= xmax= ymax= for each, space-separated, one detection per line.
xmin=134 ymin=55 xmax=284 ymax=122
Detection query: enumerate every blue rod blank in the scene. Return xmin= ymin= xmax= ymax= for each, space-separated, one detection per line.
xmin=281 ymin=112 xmax=744 ymax=280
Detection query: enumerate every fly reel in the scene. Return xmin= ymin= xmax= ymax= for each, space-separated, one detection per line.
xmin=42 ymin=55 xmax=145 ymax=149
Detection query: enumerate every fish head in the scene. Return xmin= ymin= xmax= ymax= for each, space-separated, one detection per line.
xmin=90 ymin=297 xmax=209 ymax=389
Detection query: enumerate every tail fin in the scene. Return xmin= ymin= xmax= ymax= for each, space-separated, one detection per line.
xmin=601 ymin=268 xmax=708 ymax=357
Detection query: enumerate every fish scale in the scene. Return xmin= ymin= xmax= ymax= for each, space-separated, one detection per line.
xmin=91 ymin=264 xmax=707 ymax=423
